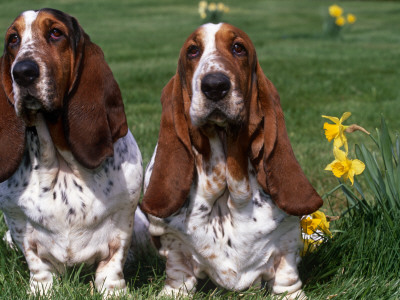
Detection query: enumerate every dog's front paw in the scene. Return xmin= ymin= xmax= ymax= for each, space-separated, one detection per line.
xmin=3 ymin=230 xmax=18 ymax=250
xmin=280 ymin=289 xmax=307 ymax=300
xmin=158 ymin=285 xmax=193 ymax=299
xmin=29 ymin=277 xmax=53 ymax=297
xmin=96 ymin=277 xmax=127 ymax=299
xmin=101 ymin=287 xmax=127 ymax=299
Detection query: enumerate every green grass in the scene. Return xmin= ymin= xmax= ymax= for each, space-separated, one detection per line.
xmin=1 ymin=0 xmax=400 ymax=298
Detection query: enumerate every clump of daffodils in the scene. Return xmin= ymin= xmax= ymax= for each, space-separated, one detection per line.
xmin=324 ymin=4 xmax=356 ymax=37
xmin=301 ymin=112 xmax=369 ymax=255
xmin=301 ymin=211 xmax=332 ymax=256
xmin=198 ymin=1 xmax=229 ymax=24
xmin=322 ymin=112 xmax=369 ymax=185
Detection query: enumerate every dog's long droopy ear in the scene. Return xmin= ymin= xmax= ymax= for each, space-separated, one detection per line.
xmin=249 ymin=62 xmax=323 ymax=216
xmin=64 ymin=32 xmax=128 ymax=169
xmin=0 ymin=56 xmax=26 ymax=182
xmin=141 ymin=74 xmax=195 ymax=218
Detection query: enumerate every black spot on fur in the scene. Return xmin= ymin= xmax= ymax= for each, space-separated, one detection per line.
xmin=73 ymin=180 xmax=83 ymax=192
xmin=34 ymin=165 xmax=39 ymax=170
xmin=103 ymin=187 xmax=111 ymax=196
xmin=118 ymin=142 xmax=129 ymax=155
xmin=53 ymin=192 xmax=56 ymax=200
xmin=253 ymin=217 xmax=257 ymax=222
xmin=61 ymin=191 xmax=68 ymax=205
xmin=42 ymin=187 xmax=50 ymax=193
xmin=220 ymin=223 xmax=225 ymax=237
xmin=227 ymin=239 xmax=232 ymax=247
xmin=213 ymin=226 xmax=218 ymax=238
xmin=199 ymin=204 xmax=208 ymax=212
xmin=253 ymin=198 xmax=263 ymax=208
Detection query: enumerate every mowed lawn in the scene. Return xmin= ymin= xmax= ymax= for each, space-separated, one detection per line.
xmin=0 ymin=0 xmax=400 ymax=299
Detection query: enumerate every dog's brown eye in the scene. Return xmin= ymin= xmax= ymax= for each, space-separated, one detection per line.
xmin=232 ymin=43 xmax=246 ymax=56
xmin=187 ymin=45 xmax=200 ymax=59
xmin=50 ymin=28 xmax=63 ymax=40
xmin=8 ymin=34 xmax=19 ymax=46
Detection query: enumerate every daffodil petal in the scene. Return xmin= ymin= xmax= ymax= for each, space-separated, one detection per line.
xmin=340 ymin=112 xmax=352 ymax=122
xmin=312 ymin=211 xmax=327 ymax=222
xmin=351 ymin=159 xmax=365 ymax=175
xmin=333 ymin=136 xmax=344 ymax=149
xmin=343 ymin=139 xmax=349 ymax=154
xmin=322 ymin=115 xmax=340 ymax=124
xmin=348 ymin=170 xmax=355 ymax=185
xmin=325 ymin=161 xmax=336 ymax=171
xmin=333 ymin=146 xmax=347 ymax=161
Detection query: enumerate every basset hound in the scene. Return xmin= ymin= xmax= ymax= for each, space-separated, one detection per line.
xmin=0 ymin=9 xmax=144 ymax=296
xmin=141 ymin=23 xmax=323 ymax=298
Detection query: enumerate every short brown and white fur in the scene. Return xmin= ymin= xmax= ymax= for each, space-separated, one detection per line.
xmin=141 ymin=23 xmax=323 ymax=298
xmin=0 ymin=9 xmax=144 ymax=296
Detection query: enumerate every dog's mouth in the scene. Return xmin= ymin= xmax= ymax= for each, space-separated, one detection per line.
xmin=22 ymin=95 xmax=42 ymax=110
xmin=17 ymin=95 xmax=44 ymax=126
xmin=207 ymin=109 xmax=228 ymax=128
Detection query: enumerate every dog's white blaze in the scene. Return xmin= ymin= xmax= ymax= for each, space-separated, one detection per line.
xmin=191 ymin=23 xmax=222 ymax=93
xmin=15 ymin=11 xmax=38 ymax=61
xmin=191 ymin=23 xmax=225 ymax=125
xmin=11 ymin=11 xmax=38 ymax=110
xmin=190 ymin=23 xmax=242 ymax=126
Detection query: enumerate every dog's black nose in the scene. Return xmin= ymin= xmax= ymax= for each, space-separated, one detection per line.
xmin=201 ymin=73 xmax=231 ymax=101
xmin=13 ymin=60 xmax=40 ymax=87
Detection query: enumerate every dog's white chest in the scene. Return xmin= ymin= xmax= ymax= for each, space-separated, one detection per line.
xmin=0 ymin=129 xmax=142 ymax=267
xmin=147 ymin=135 xmax=301 ymax=290
xmin=158 ymin=193 xmax=300 ymax=290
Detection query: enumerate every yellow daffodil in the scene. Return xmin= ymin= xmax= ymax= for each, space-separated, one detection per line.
xmin=198 ymin=1 xmax=207 ymax=15
xmin=301 ymin=211 xmax=331 ymax=236
xmin=325 ymin=147 xmax=365 ymax=185
xmin=208 ymin=2 xmax=217 ymax=11
xmin=301 ymin=211 xmax=332 ymax=256
xmin=335 ymin=16 xmax=346 ymax=26
xmin=217 ymin=3 xmax=225 ymax=11
xmin=322 ymin=112 xmax=351 ymax=153
xmin=347 ymin=13 xmax=356 ymax=24
xmin=199 ymin=1 xmax=208 ymax=9
xmin=329 ymin=4 xmax=343 ymax=18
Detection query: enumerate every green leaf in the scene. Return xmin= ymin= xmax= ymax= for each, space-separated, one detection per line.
xmin=379 ymin=116 xmax=394 ymax=178
xmin=356 ymin=144 xmax=384 ymax=200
